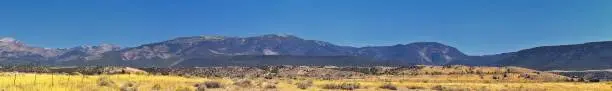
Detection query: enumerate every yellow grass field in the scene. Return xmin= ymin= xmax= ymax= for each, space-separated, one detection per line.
xmin=1 ymin=73 xmax=611 ymax=91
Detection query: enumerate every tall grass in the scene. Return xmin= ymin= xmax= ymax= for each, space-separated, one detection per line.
xmin=0 ymin=73 xmax=206 ymax=91
xmin=0 ymin=72 xmax=610 ymax=91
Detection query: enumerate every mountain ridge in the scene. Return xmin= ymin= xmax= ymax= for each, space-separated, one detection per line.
xmin=1 ymin=34 xmax=612 ymax=70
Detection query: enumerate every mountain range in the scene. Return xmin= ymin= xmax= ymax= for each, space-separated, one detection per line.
xmin=1 ymin=34 xmax=611 ymax=70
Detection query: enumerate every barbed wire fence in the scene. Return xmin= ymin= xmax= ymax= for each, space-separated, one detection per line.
xmin=0 ymin=64 xmax=156 ymax=91
xmin=0 ymin=64 xmax=608 ymax=91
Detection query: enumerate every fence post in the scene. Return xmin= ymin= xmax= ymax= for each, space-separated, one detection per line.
xmin=81 ymin=75 xmax=85 ymax=86
xmin=13 ymin=73 xmax=16 ymax=86
xmin=68 ymin=75 xmax=72 ymax=90
xmin=33 ymin=73 xmax=37 ymax=86
xmin=50 ymin=73 xmax=53 ymax=91
xmin=51 ymin=74 xmax=54 ymax=86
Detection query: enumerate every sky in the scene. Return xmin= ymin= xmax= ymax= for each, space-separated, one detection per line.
xmin=1 ymin=0 xmax=611 ymax=55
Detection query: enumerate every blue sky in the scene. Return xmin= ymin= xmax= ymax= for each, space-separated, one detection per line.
xmin=1 ymin=0 xmax=611 ymax=55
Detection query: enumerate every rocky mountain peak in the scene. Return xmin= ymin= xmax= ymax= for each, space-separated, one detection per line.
xmin=54 ymin=44 xmax=122 ymax=61
xmin=356 ymin=42 xmax=467 ymax=65
xmin=0 ymin=37 xmax=27 ymax=49
xmin=78 ymin=44 xmax=121 ymax=51
xmin=0 ymin=37 xmax=17 ymax=43
xmin=1 ymin=34 xmax=611 ymax=71
xmin=97 ymin=44 xmax=121 ymax=49
xmin=0 ymin=37 xmax=64 ymax=58
xmin=0 ymin=37 xmax=24 ymax=46
xmin=404 ymin=42 xmax=464 ymax=55
xmin=406 ymin=42 xmax=451 ymax=47
xmin=253 ymin=34 xmax=302 ymax=40
xmin=0 ymin=35 xmax=467 ymax=67
xmin=199 ymin=35 xmax=228 ymax=40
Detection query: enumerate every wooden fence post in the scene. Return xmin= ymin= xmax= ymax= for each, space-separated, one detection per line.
xmin=51 ymin=73 xmax=54 ymax=91
xmin=13 ymin=73 xmax=16 ymax=86
xmin=33 ymin=74 xmax=37 ymax=86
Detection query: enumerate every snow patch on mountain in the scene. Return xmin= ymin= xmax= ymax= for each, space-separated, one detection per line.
xmin=209 ymin=49 xmax=226 ymax=55
xmin=276 ymin=33 xmax=293 ymax=37
xmin=263 ymin=49 xmax=279 ymax=55
xmin=0 ymin=37 xmax=17 ymax=42
xmin=315 ymin=41 xmax=329 ymax=46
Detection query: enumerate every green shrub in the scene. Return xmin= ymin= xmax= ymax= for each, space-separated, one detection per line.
xmin=175 ymin=86 xmax=194 ymax=91
xmin=262 ymin=82 xmax=277 ymax=89
xmin=97 ymin=77 xmax=115 ymax=87
xmin=431 ymin=85 xmax=471 ymax=91
xmin=195 ymin=84 xmax=206 ymax=91
xmin=322 ymin=83 xmax=360 ymax=90
xmin=151 ymin=84 xmax=162 ymax=91
xmin=233 ymin=79 xmax=253 ymax=87
xmin=406 ymin=85 xmax=426 ymax=89
xmin=296 ymin=80 xmax=313 ymax=89
xmin=204 ymin=81 xmax=223 ymax=88
xmin=432 ymin=85 xmax=445 ymax=90
xmin=379 ymin=83 xmax=398 ymax=90
xmin=120 ymin=82 xmax=139 ymax=91
xmin=70 ymin=72 xmax=82 ymax=75
xmin=194 ymin=81 xmax=223 ymax=91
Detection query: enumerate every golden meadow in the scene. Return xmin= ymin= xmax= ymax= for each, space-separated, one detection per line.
xmin=1 ymin=73 xmax=611 ymax=91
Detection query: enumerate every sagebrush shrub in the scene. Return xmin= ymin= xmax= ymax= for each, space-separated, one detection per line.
xmin=296 ymin=80 xmax=313 ymax=89
xmin=322 ymin=83 xmax=360 ymax=90
xmin=379 ymin=83 xmax=398 ymax=90
xmin=97 ymin=77 xmax=115 ymax=87
xmin=120 ymin=82 xmax=139 ymax=91
xmin=204 ymin=81 xmax=223 ymax=88
xmin=406 ymin=85 xmax=426 ymax=89
xmin=262 ymin=82 xmax=277 ymax=89
xmin=151 ymin=84 xmax=162 ymax=91
xmin=233 ymin=79 xmax=253 ymax=87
